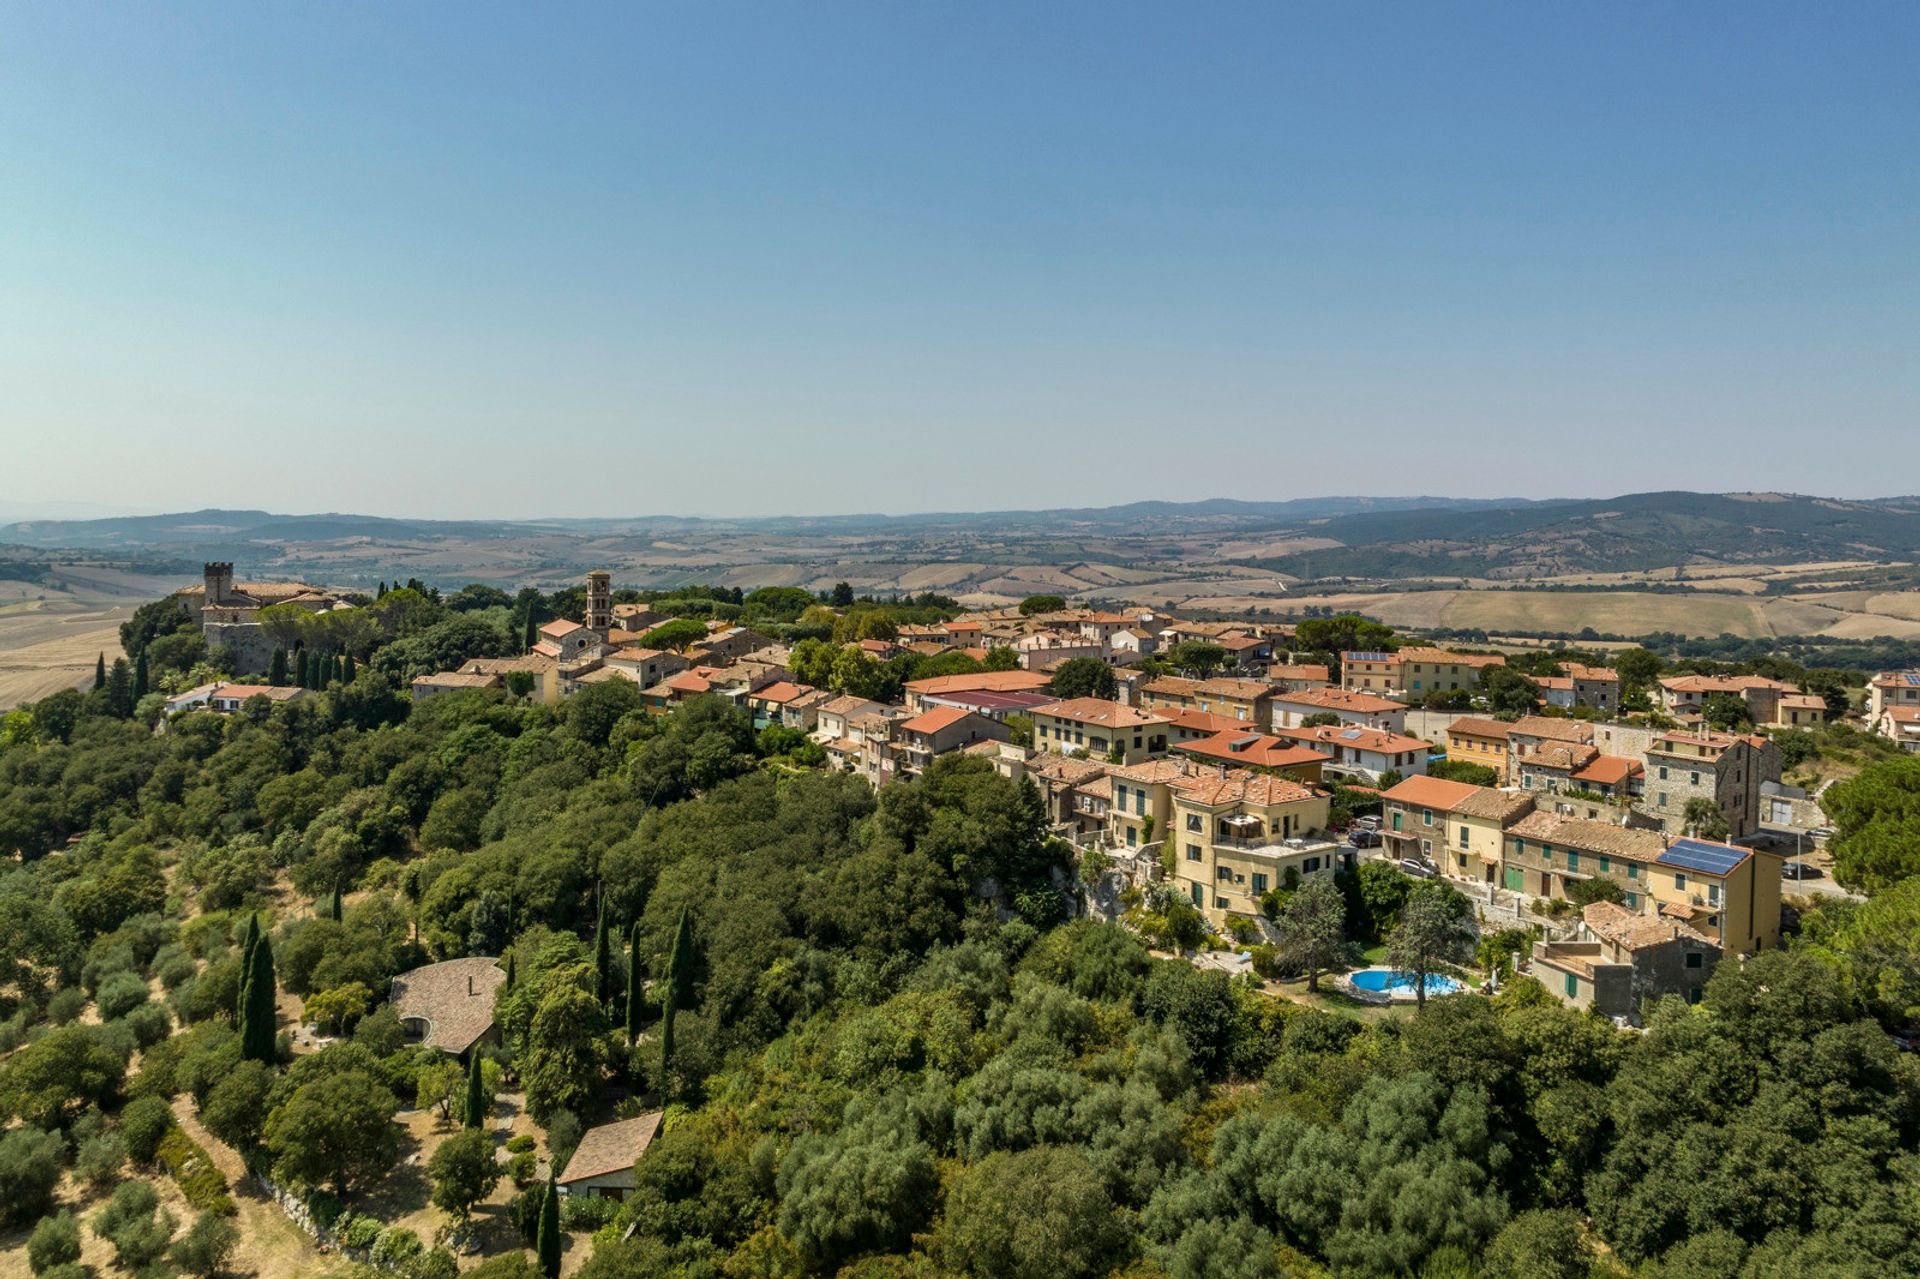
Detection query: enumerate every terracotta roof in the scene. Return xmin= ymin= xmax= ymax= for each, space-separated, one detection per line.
xmin=539 ymin=619 xmax=586 ymax=638
xmin=1267 ymin=664 xmax=1330 ymax=683
xmin=1173 ymin=770 xmax=1321 ymax=808
xmin=1572 ymin=755 xmax=1642 ymax=787
xmin=1175 ymin=732 xmax=1331 ymax=772
xmin=411 ymin=672 xmax=501 ymax=690
xmin=1381 ymin=775 xmax=1482 ymax=811
xmin=899 ymin=706 xmax=977 ymax=735
xmin=1273 ymin=724 xmax=1430 ymax=754
xmin=1563 ymin=663 xmax=1619 ymax=682
xmin=464 ymin=655 xmax=555 ymax=674
xmin=1582 ymin=901 xmax=1712 ymax=949
xmin=390 ymin=958 xmax=506 ymax=1055
xmin=1523 ymin=743 xmax=1601 ymax=773
xmin=1164 ymin=708 xmax=1250 ymax=735
xmin=750 ymin=681 xmax=808 ymax=705
xmin=1661 ymin=673 xmax=1794 ymax=694
xmin=208 ymin=682 xmax=308 ymax=703
xmin=1451 ymin=789 xmax=1534 ymax=822
xmin=1446 ymin=717 xmax=1513 ymax=740
xmin=1507 ymin=715 xmax=1596 ymax=744
xmin=1075 ymin=775 xmax=1114 ymax=800
xmin=1276 ymin=688 xmax=1402 ymax=714
xmin=905 ymin=670 xmax=1051 ymax=696
xmin=1508 ymin=812 xmax=1666 ymax=863
xmin=1394 ymin=647 xmax=1506 ymax=668
xmin=818 ymin=694 xmax=882 ymax=716
xmin=1144 ymin=676 xmax=1272 ymax=701
xmin=559 ymin=1113 xmax=664 ymax=1185
xmin=1109 ymin=758 xmax=1199 ymax=786
xmin=1024 ymin=754 xmax=1112 ymax=786
xmin=1031 ymin=698 xmax=1170 ymax=729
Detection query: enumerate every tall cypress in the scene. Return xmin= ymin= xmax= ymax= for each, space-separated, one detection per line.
xmin=330 ymin=882 xmax=344 ymax=922
xmin=295 ymin=648 xmax=310 ymax=689
xmin=660 ymin=906 xmax=693 ymax=1087
xmin=592 ymin=897 xmax=612 ymax=1007
xmin=241 ymin=929 xmax=278 ymax=1064
xmin=535 ymin=1171 xmax=562 ymax=1278
xmin=336 ymin=654 xmax=348 ymax=685
xmin=523 ymin=612 xmax=538 ymax=654
xmin=269 ymin=649 xmax=287 ymax=687
xmin=503 ymin=948 xmax=516 ymax=991
xmin=342 ymin=653 xmax=355 ymax=684
xmin=463 ymin=1052 xmax=486 ymax=1131
xmin=94 ymin=653 xmax=107 ymax=690
xmin=625 ymin=922 xmax=643 ymax=1045
xmin=105 ymin=659 xmax=134 ymax=718
xmin=235 ymin=914 xmax=261 ymax=1022
xmin=134 ymin=650 xmax=149 ymax=699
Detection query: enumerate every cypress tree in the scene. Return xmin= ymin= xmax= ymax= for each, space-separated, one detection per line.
xmin=295 ymin=648 xmax=309 ymax=689
xmin=94 ymin=652 xmax=107 ymax=690
xmin=235 ymin=914 xmax=260 ymax=1021
xmin=134 ymin=650 xmax=149 ymax=699
xmin=464 ymin=1052 xmax=486 ymax=1131
xmin=592 ymin=897 xmax=611 ymax=1007
xmin=330 ymin=882 xmax=344 ymax=922
xmin=535 ymin=1171 xmax=562 ymax=1278
xmin=503 ymin=948 xmax=516 ymax=991
xmin=105 ymin=659 xmax=134 ymax=718
xmin=523 ymin=612 xmax=538 ymax=654
xmin=241 ymin=929 xmax=277 ymax=1064
xmin=342 ymin=653 xmax=355 ymax=684
xmin=660 ymin=906 xmax=693 ymax=1088
xmin=625 ymin=922 xmax=643 ymax=1045
xmin=336 ymin=654 xmax=348 ymax=685
xmin=377 ymin=581 xmax=388 ymax=599
xmin=269 ymin=649 xmax=287 ymax=687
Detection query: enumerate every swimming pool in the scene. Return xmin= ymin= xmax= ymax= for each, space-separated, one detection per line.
xmin=1349 ymin=968 xmax=1464 ymax=999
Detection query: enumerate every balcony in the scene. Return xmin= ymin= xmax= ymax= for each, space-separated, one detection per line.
xmin=1211 ymin=833 xmax=1341 ymax=862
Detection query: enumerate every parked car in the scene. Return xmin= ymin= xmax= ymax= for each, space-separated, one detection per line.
xmin=1348 ymin=828 xmax=1381 ymax=849
xmin=1398 ymin=858 xmax=1437 ymax=880
xmin=1783 ymin=861 xmax=1822 ymax=880
xmin=1354 ymin=815 xmax=1382 ymax=831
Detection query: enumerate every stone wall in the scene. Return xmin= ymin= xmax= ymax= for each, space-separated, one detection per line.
xmin=203 ymin=621 xmax=277 ymax=675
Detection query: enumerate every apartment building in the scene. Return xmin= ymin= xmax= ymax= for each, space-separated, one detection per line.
xmin=1633 ymin=729 xmax=1780 ymax=841
xmin=903 ymin=670 xmax=1051 ymax=712
xmin=1867 ymin=670 xmax=1920 ymax=721
xmin=1505 ymin=814 xmax=1781 ymax=953
xmin=1443 ymin=716 xmax=1513 ymax=779
xmin=1657 ymin=674 xmax=1798 ymax=725
xmin=1271 ymin=723 xmax=1431 ymax=784
xmin=1172 ymin=731 xmax=1329 ymax=782
xmin=1339 ymin=647 xmax=1505 ymax=698
xmin=1028 ymin=698 xmax=1172 ymax=764
xmin=1270 ymin=687 xmax=1408 ymax=732
xmin=1379 ymin=775 xmax=1482 ymax=864
xmin=1137 ymin=676 xmax=1276 ymax=730
xmin=1168 ymin=771 xmax=1339 ymax=925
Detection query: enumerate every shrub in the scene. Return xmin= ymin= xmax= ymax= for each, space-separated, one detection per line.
xmin=156 ymin=944 xmax=200 ymax=990
xmin=46 ymin=987 xmax=87 ymax=1025
xmin=157 ymin=1124 xmax=236 ymax=1215
xmin=0 ymin=1126 xmax=65 ymax=1227
xmin=125 ymin=1001 xmax=174 ymax=1048
xmin=371 ymin=1226 xmax=424 ymax=1267
xmin=409 ymin=1248 xmax=459 ymax=1279
xmin=96 ymin=971 xmax=152 ymax=1021
xmin=505 ymin=1133 xmax=536 ymax=1153
xmin=561 ymin=1192 xmax=622 ymax=1229
xmin=507 ymin=1149 xmax=537 ymax=1185
xmin=27 ymin=1209 xmax=82 ymax=1275
xmin=171 ymin=1211 xmax=241 ymax=1278
xmin=93 ymin=1179 xmax=176 ymax=1271
xmin=75 ymin=1130 xmax=128 ymax=1190
xmin=341 ymin=1215 xmax=382 ymax=1249
xmin=120 ymin=1094 xmax=176 ymax=1161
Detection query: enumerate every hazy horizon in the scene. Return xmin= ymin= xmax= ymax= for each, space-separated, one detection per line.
xmin=4 ymin=4 xmax=1915 ymax=520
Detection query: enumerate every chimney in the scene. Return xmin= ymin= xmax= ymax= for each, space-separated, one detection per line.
xmin=467 ymin=974 xmax=474 ymax=996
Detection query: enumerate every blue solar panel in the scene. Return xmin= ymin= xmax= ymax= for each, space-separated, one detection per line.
xmin=1907 ymin=674 xmax=1920 ymax=687
xmin=1346 ymin=651 xmax=1394 ymax=662
xmin=1660 ymin=838 xmax=1747 ymax=876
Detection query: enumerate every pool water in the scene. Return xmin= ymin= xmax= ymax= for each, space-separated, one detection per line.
xmin=1351 ymin=969 xmax=1464 ymax=996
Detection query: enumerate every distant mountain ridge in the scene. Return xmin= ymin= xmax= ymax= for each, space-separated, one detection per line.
xmin=5 ymin=491 xmax=1915 ymax=588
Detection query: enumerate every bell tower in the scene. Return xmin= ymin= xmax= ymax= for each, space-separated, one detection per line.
xmin=204 ymin=562 xmax=234 ymax=606
xmin=585 ymin=570 xmax=612 ymax=636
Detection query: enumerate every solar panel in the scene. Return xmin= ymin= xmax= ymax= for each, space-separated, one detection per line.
xmin=1340 ymin=729 xmax=1363 ymax=741
xmin=1906 ymin=674 xmax=1920 ymax=686
xmin=1660 ymin=838 xmax=1747 ymax=876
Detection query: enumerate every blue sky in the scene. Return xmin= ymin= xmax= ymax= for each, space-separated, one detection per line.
xmin=2 ymin=4 xmax=1914 ymax=519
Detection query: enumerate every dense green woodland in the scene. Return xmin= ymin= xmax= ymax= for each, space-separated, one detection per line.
xmin=1 ymin=586 xmax=1919 ymax=1278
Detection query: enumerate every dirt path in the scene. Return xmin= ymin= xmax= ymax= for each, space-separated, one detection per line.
xmin=170 ymin=1096 xmax=352 ymax=1278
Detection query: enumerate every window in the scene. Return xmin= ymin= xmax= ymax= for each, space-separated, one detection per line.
xmin=1457 ymin=826 xmax=1469 ymax=848
xmin=1186 ymin=814 xmax=1202 ymax=832
xmin=1658 ymin=792 xmax=1669 ymax=808
xmin=1420 ymin=839 xmax=1432 ymax=856
xmin=1599 ymin=856 xmax=1611 ymax=872
xmin=1685 ymin=951 xmax=1703 ymax=969
xmin=1688 ymin=988 xmax=1703 ymax=1004
xmin=1252 ymin=872 xmax=1268 ymax=893
xmin=1690 ymin=771 xmax=1700 ymax=786
xmin=1624 ymin=892 xmax=1637 ymax=908
xmin=1303 ymin=857 xmax=1321 ymax=873
xmin=1186 ymin=845 xmax=1201 ymax=861
xmin=1567 ymin=851 xmax=1580 ymax=871
xmin=1627 ymin=864 xmax=1639 ymax=880
xmin=1190 ymin=883 xmax=1202 ymax=905
xmin=1215 ymin=896 xmax=1228 ymax=909
xmin=1216 ymin=866 xmax=1233 ymax=880
xmin=1659 ymin=766 xmax=1668 ymax=781
xmin=1126 ymin=828 xmax=1137 ymax=847
xmin=1421 ymin=807 xmax=1434 ymax=827
xmin=1565 ymin=972 xmax=1579 ymax=998
xmin=1707 ymin=884 xmax=1721 ymax=905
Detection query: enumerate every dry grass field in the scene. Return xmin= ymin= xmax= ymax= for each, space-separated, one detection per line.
xmin=0 ymin=598 xmax=132 ymax=709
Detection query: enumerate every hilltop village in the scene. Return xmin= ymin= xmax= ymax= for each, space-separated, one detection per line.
xmin=2 ymin=563 xmax=1917 ymax=1279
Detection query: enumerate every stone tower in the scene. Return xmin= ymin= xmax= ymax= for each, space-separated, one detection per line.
xmin=203 ymin=562 xmax=235 ymax=606
xmin=585 ymin=570 xmax=612 ymax=636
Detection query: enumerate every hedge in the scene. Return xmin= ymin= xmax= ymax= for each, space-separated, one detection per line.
xmin=156 ymin=1126 xmax=236 ymax=1216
